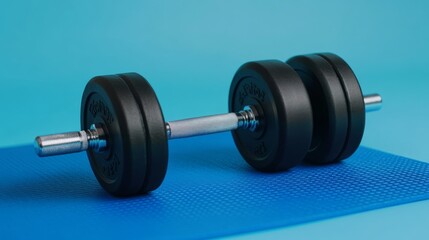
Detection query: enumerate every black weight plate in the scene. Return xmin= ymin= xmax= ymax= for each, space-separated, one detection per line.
xmin=229 ymin=60 xmax=313 ymax=172
xmin=118 ymin=73 xmax=168 ymax=194
xmin=287 ymin=54 xmax=348 ymax=164
xmin=317 ymin=53 xmax=365 ymax=161
xmin=81 ymin=74 xmax=148 ymax=196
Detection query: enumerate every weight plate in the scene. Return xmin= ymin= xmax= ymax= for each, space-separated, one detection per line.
xmin=81 ymin=74 xmax=148 ymax=196
xmin=317 ymin=53 xmax=365 ymax=160
xmin=229 ymin=60 xmax=313 ymax=172
xmin=287 ymin=54 xmax=348 ymax=164
xmin=119 ymin=73 xmax=168 ymax=194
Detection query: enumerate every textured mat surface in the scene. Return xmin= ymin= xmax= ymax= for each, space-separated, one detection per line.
xmin=1 ymin=133 xmax=428 ymax=239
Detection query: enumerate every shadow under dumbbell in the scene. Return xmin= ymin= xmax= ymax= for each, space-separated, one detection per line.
xmin=168 ymin=133 xmax=337 ymax=173
xmin=169 ymin=133 xmax=253 ymax=173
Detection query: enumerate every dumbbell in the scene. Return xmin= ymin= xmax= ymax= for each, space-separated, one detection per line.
xmin=34 ymin=53 xmax=382 ymax=196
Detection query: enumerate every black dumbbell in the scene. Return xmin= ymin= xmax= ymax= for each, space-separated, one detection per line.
xmin=287 ymin=53 xmax=380 ymax=164
xmin=34 ymin=53 xmax=382 ymax=196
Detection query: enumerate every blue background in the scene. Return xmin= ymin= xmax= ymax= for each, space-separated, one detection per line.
xmin=0 ymin=0 xmax=428 ymax=239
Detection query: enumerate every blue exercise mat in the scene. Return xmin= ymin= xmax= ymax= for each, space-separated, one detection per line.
xmin=1 ymin=133 xmax=428 ymax=239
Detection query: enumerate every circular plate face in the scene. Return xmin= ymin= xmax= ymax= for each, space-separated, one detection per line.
xmin=229 ymin=60 xmax=313 ymax=172
xmin=81 ymin=73 xmax=167 ymax=196
xmin=317 ymin=53 xmax=365 ymax=160
xmin=287 ymin=54 xmax=349 ymax=164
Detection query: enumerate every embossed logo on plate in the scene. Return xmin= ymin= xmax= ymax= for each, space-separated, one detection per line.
xmin=239 ymin=81 xmax=265 ymax=105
